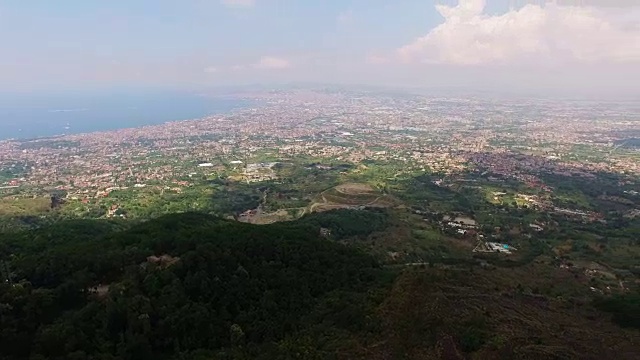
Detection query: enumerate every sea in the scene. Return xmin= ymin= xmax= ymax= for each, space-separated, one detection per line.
xmin=0 ymin=91 xmax=249 ymax=141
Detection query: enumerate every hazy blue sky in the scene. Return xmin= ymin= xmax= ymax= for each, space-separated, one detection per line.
xmin=0 ymin=0 xmax=638 ymax=96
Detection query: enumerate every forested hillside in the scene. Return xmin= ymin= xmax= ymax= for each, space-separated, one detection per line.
xmin=0 ymin=211 xmax=390 ymax=360
xmin=0 ymin=210 xmax=638 ymax=360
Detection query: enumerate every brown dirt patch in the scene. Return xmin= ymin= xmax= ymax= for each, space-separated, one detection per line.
xmin=334 ymin=183 xmax=376 ymax=195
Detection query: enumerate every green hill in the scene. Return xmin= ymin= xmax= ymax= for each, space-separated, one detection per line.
xmin=0 ymin=211 xmax=390 ymax=360
xmin=0 ymin=210 xmax=638 ymax=359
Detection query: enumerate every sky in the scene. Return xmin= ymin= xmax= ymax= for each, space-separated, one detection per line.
xmin=0 ymin=0 xmax=639 ymax=96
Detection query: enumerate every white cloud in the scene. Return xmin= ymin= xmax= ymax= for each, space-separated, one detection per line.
xmin=204 ymin=66 xmax=218 ymax=73
xmin=216 ymin=57 xmax=290 ymax=72
xmin=398 ymin=0 xmax=640 ymax=66
xmin=220 ymin=0 xmax=255 ymax=8
xmin=337 ymin=10 xmax=353 ymax=25
xmin=254 ymin=56 xmax=291 ymax=69
xmin=366 ymin=55 xmax=389 ymax=65
xmin=579 ymin=0 xmax=639 ymax=7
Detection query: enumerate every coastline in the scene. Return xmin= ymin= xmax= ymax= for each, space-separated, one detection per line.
xmin=0 ymin=92 xmax=252 ymax=141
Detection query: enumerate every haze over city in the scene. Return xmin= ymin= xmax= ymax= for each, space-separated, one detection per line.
xmin=0 ymin=0 xmax=639 ymax=96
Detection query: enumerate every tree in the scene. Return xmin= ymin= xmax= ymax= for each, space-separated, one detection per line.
xmin=230 ymin=324 xmax=245 ymax=347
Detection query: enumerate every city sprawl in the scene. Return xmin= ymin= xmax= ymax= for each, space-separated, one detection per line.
xmin=1 ymin=90 xmax=638 ymax=195
xmin=1 ymin=88 xmax=640 ymax=357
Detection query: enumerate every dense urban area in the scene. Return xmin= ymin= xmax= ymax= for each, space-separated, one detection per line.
xmin=1 ymin=88 xmax=639 ymax=359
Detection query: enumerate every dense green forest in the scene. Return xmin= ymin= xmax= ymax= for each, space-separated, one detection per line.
xmin=1 ymin=209 xmax=639 ymax=359
xmin=0 ymin=211 xmax=391 ymax=360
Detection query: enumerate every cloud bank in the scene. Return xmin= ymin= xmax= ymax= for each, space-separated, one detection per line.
xmin=203 ymin=56 xmax=291 ymax=75
xmin=337 ymin=10 xmax=353 ymax=25
xmin=220 ymin=0 xmax=255 ymax=9
xmin=254 ymin=56 xmax=291 ymax=69
xmin=398 ymin=0 xmax=640 ymax=66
